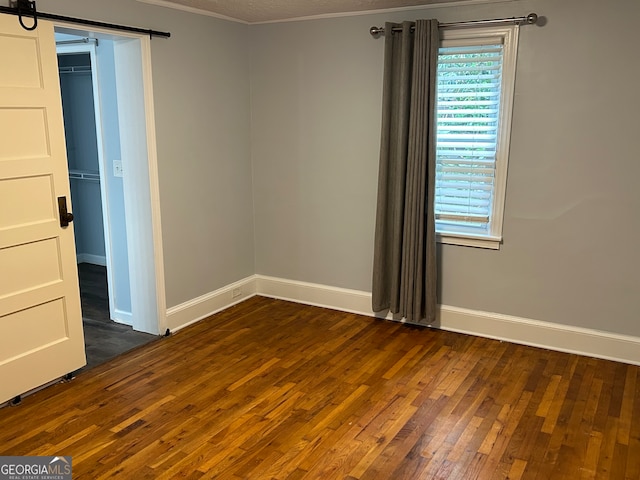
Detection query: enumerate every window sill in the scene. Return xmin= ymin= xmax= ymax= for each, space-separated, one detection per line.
xmin=436 ymin=232 xmax=502 ymax=250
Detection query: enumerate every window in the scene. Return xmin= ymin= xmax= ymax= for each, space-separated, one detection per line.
xmin=435 ymin=26 xmax=519 ymax=249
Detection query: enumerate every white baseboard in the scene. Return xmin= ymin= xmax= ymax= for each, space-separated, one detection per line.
xmin=165 ymin=276 xmax=257 ymax=332
xmin=437 ymin=306 xmax=640 ymax=366
xmin=254 ymin=275 xmax=640 ymax=366
xmin=163 ymin=274 xmax=640 ymax=366
xmin=112 ymin=309 xmax=133 ymax=326
xmin=255 ymin=275 xmax=373 ymax=316
xmin=77 ymin=254 xmax=107 ymax=266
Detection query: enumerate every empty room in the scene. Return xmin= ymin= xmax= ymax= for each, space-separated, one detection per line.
xmin=0 ymin=0 xmax=638 ymax=478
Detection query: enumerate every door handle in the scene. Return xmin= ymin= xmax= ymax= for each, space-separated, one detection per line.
xmin=58 ymin=196 xmax=74 ymax=227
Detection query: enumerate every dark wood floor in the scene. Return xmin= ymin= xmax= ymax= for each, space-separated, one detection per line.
xmin=0 ymin=296 xmax=638 ymax=479
xmin=78 ymin=263 xmax=156 ymax=370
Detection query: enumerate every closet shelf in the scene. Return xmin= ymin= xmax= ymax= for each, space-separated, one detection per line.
xmin=69 ymin=169 xmax=100 ymax=182
xmin=59 ymin=65 xmax=92 ymax=74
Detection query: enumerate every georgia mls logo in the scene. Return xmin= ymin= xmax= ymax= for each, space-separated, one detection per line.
xmin=49 ymin=457 xmax=71 ymax=473
xmin=0 ymin=456 xmax=72 ymax=480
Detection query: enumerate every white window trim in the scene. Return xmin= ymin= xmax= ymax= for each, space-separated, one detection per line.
xmin=436 ymin=24 xmax=519 ymax=250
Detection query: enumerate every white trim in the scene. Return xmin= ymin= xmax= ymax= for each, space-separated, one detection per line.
xmin=253 ymin=275 xmax=640 ymax=366
xmin=166 ymin=276 xmax=257 ymax=332
xmin=165 ymin=275 xmax=640 ymax=365
xmin=112 ymin=36 xmax=165 ymax=335
xmin=57 ymin=41 xmax=120 ymax=323
xmin=437 ymin=232 xmax=501 ymax=249
xmin=136 ymin=0 xmax=515 ymax=25
xmin=255 ymin=275 xmax=372 ymax=316
xmin=254 ymin=0 xmax=516 ymax=25
xmin=112 ymin=309 xmax=133 ymax=326
xmin=53 ymin=24 xmax=167 ymax=339
xmin=435 ymin=25 xmax=519 ymax=246
xmin=87 ymin=41 xmax=118 ymax=323
xmin=139 ymin=35 xmax=168 ymax=336
xmin=136 ymin=0 xmax=249 ymax=24
xmin=438 ymin=306 xmax=640 ymax=367
xmin=76 ymin=253 xmax=107 ymax=266
xmin=491 ymin=25 xmax=518 ymax=242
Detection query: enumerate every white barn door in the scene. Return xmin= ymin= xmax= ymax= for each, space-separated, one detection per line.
xmin=0 ymin=14 xmax=85 ymax=404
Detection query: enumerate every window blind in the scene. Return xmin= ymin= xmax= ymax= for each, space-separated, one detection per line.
xmin=435 ymin=42 xmax=504 ymax=230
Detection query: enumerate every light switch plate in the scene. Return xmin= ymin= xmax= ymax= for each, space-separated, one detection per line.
xmin=113 ymin=160 xmax=123 ymax=178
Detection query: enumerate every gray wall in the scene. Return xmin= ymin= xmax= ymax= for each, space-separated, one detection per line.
xmin=37 ymin=0 xmax=255 ymax=308
xmin=250 ymin=0 xmax=640 ymax=337
xmin=17 ymin=0 xmax=640 ymax=338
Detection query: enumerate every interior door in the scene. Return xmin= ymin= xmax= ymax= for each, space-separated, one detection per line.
xmin=0 ymin=14 xmax=86 ymax=404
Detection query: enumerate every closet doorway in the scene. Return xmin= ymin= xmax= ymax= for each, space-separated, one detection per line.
xmin=55 ymin=27 xmax=165 ymax=369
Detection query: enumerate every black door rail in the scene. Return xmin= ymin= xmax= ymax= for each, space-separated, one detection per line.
xmin=0 ymin=0 xmax=170 ymax=38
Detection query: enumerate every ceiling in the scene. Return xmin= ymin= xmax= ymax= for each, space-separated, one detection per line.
xmin=138 ymin=0 xmax=494 ymax=24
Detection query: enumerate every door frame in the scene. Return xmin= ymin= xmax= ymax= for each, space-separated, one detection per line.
xmin=56 ymin=41 xmax=121 ymax=324
xmin=55 ymin=21 xmax=167 ymax=335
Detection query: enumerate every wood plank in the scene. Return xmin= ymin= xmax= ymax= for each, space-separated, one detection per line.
xmin=0 ymin=296 xmax=638 ymax=479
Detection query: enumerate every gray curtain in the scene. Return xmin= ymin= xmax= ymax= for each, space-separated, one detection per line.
xmin=372 ymin=19 xmax=439 ymax=324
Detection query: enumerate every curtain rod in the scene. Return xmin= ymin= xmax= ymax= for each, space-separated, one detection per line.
xmin=0 ymin=3 xmax=170 ymax=38
xmin=369 ymin=13 xmax=538 ymax=36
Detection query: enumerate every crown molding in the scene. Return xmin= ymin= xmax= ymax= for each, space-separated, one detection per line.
xmin=136 ymin=0 xmax=249 ymax=24
xmin=136 ymin=0 xmax=518 ymax=25
xmin=253 ymin=0 xmax=517 ymax=25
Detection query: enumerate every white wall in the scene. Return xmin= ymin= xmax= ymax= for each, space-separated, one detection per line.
xmin=96 ymin=39 xmax=132 ymax=314
xmin=35 ymin=0 xmax=255 ymax=308
xmin=250 ymin=0 xmax=640 ymax=337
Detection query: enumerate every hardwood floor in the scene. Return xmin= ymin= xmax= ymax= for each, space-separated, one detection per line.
xmin=78 ymin=263 xmax=156 ymax=370
xmin=0 ymin=296 xmax=638 ymax=479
